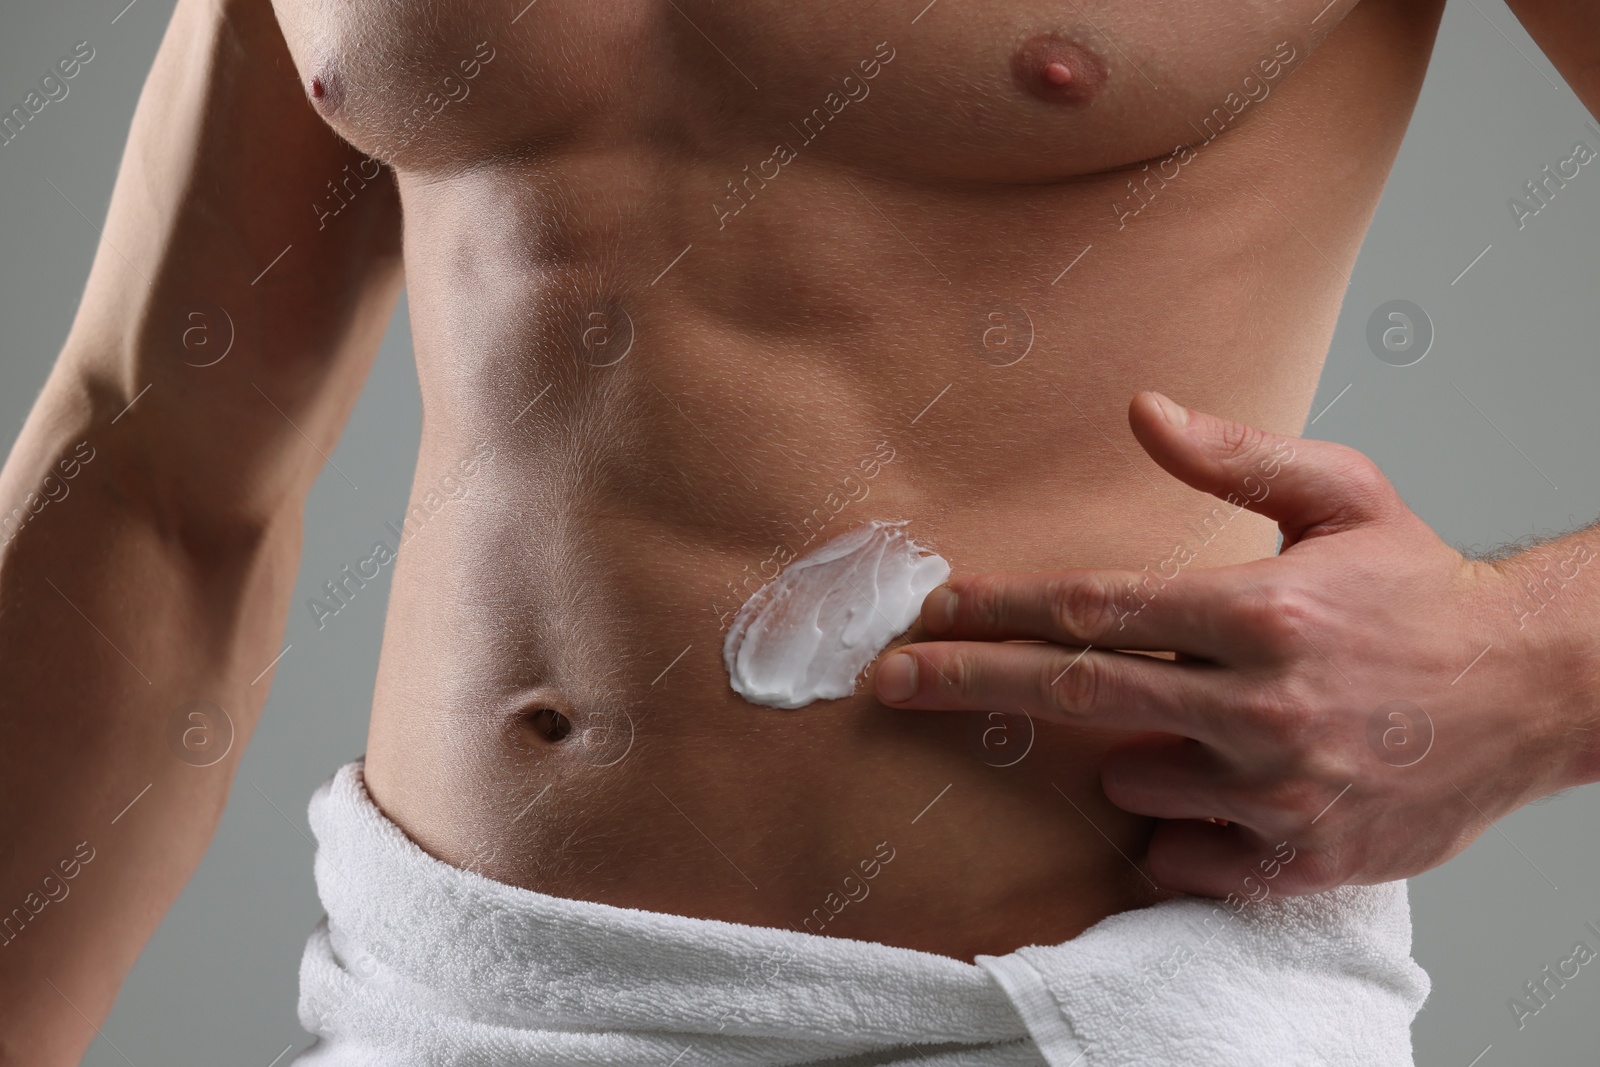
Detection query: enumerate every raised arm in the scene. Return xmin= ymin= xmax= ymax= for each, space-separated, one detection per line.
xmin=1504 ymin=0 xmax=1600 ymax=118
xmin=0 ymin=0 xmax=402 ymax=1061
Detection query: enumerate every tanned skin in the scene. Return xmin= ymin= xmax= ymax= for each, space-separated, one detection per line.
xmin=0 ymin=2 xmax=399 ymax=1062
xmin=3 ymin=1 xmax=1600 ymax=1063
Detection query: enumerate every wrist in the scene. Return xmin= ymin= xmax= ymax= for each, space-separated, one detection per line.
xmin=1554 ymin=629 xmax=1600 ymax=789
xmin=1486 ymin=549 xmax=1600 ymax=791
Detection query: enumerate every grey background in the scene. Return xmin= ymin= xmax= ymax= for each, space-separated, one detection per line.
xmin=1 ymin=0 xmax=1596 ymax=1063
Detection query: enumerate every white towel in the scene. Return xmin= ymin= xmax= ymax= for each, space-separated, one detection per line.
xmin=295 ymin=762 xmax=1428 ymax=1066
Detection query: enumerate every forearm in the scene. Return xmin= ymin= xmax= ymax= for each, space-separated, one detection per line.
xmin=0 ymin=0 xmax=400 ymax=1061
xmin=1487 ymin=530 xmax=1600 ymax=791
xmin=0 ymin=438 xmax=302 ymax=1066
xmin=1505 ymin=0 xmax=1600 ymax=120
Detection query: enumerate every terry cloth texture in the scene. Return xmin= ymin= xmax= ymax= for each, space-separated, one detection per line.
xmin=295 ymin=761 xmax=1428 ymax=1066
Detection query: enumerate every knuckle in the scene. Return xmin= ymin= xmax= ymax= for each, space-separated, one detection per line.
xmin=1235 ymin=583 xmax=1318 ymax=650
xmin=1332 ymin=448 xmax=1395 ymax=513
xmin=1255 ymin=777 xmax=1324 ymax=822
xmin=1045 ymin=652 xmax=1102 ymax=716
xmin=1265 ymin=584 xmax=1316 ymax=627
xmin=1229 ymin=586 xmax=1278 ymax=637
xmin=943 ymin=648 xmax=980 ymax=699
xmin=961 ymin=575 xmax=1005 ymax=630
xmin=1331 ymin=444 xmax=1383 ymax=488
xmin=1215 ymin=585 xmax=1265 ymax=636
xmin=1048 ymin=575 xmax=1121 ymax=640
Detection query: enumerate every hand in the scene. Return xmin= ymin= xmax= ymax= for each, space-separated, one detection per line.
xmin=872 ymin=392 xmax=1599 ymax=897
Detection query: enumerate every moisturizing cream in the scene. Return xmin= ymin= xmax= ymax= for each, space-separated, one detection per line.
xmin=723 ymin=520 xmax=950 ymax=709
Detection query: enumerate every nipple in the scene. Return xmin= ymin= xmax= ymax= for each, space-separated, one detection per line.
xmin=1012 ymin=34 xmax=1104 ymax=105
xmin=307 ymin=70 xmax=344 ymax=116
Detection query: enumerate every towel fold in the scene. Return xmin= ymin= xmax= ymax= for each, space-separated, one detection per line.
xmin=295 ymin=761 xmax=1427 ymax=1065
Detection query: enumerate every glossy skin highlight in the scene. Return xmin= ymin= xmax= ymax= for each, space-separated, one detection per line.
xmin=15 ymin=0 xmax=1600 ymax=1061
xmin=260 ymin=0 xmax=1451 ymax=962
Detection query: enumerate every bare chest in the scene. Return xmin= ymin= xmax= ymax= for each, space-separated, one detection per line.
xmin=269 ymin=0 xmax=1359 ymax=182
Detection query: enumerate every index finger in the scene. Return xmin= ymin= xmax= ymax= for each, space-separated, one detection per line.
xmin=921 ymin=565 xmax=1247 ymax=659
xmin=873 ymin=639 xmax=1231 ymax=744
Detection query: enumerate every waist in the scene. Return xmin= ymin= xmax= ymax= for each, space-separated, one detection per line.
xmin=302 ymin=761 xmax=1426 ymax=1067
xmin=360 ymin=452 xmax=1282 ymax=956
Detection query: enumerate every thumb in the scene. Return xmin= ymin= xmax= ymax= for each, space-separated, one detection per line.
xmin=1128 ymin=391 xmax=1398 ymax=545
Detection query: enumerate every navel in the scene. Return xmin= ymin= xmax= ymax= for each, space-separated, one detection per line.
xmin=1012 ymin=33 xmax=1105 ymax=105
xmin=524 ymin=706 xmax=573 ymax=743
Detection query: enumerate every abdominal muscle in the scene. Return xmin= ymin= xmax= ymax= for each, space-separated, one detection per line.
xmin=358 ymin=0 xmax=1441 ymax=961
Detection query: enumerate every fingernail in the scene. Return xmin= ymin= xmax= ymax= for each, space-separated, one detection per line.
xmin=1152 ymin=392 xmax=1189 ymax=427
xmin=924 ymin=586 xmax=958 ymax=634
xmin=876 ymin=653 xmax=919 ymax=703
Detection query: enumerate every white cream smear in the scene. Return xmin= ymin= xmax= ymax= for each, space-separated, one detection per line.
xmin=723 ymin=520 xmax=951 ymax=709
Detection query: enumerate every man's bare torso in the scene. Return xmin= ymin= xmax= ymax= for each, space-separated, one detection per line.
xmin=268 ymin=0 xmax=1443 ymax=960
